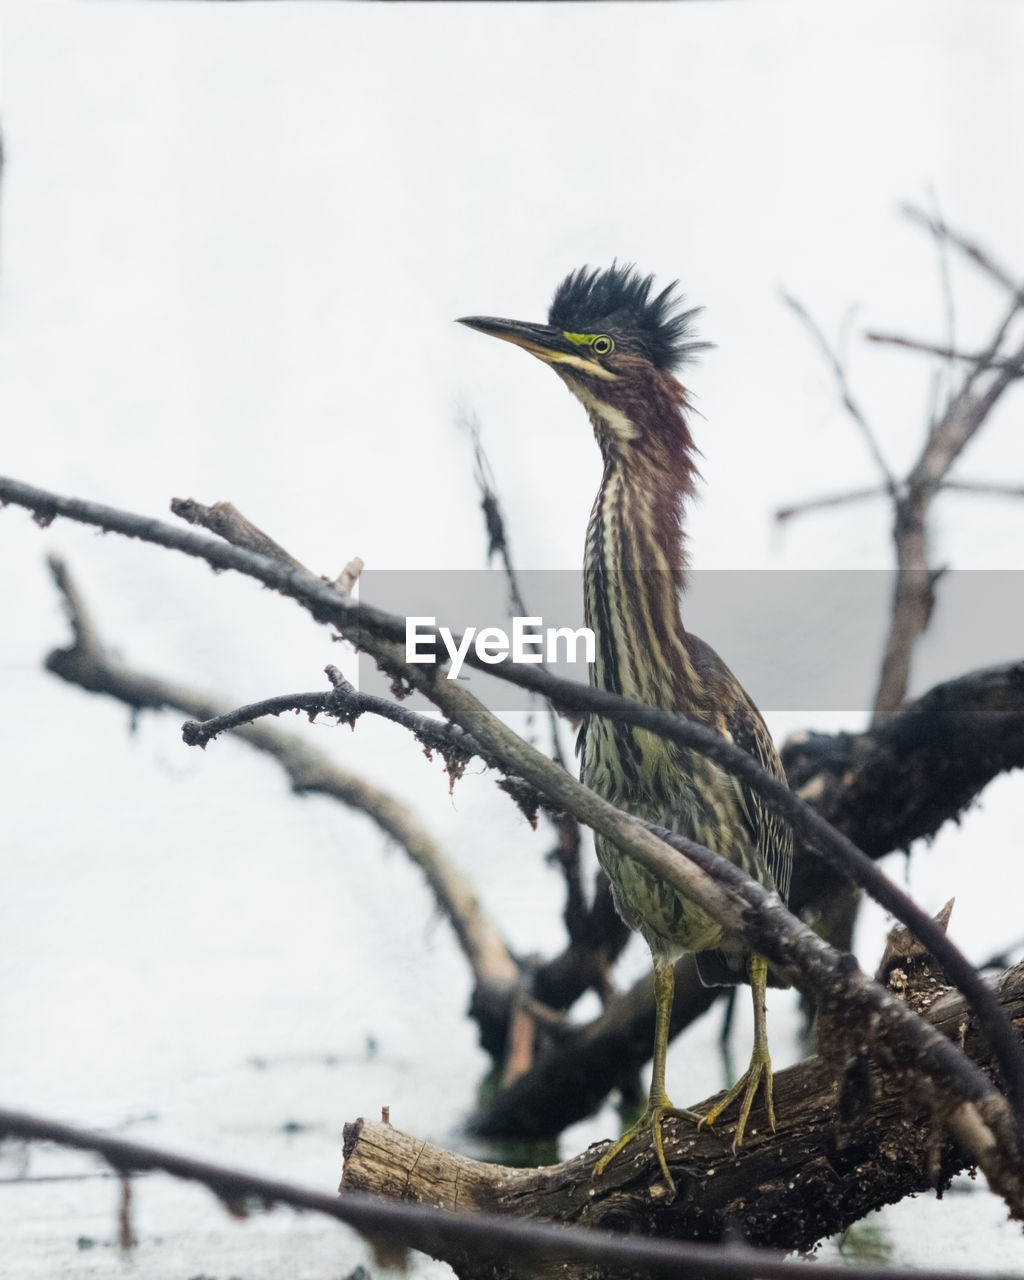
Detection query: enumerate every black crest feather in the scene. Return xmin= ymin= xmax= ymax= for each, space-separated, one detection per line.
xmin=548 ymin=262 xmax=711 ymax=372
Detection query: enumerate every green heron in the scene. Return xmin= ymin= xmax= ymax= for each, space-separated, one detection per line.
xmin=459 ymin=264 xmax=793 ymax=1195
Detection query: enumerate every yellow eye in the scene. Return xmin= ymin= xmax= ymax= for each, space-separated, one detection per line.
xmin=591 ymin=335 xmax=614 ymax=356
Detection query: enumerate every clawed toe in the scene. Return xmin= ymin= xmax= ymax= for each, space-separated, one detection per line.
xmin=699 ymin=1052 xmax=775 ymax=1150
xmin=593 ymin=1097 xmax=697 ymax=1198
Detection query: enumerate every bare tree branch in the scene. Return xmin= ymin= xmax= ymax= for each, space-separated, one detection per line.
xmin=163 ymin=490 xmax=1024 ymax=1146
xmin=46 ymin=548 xmax=1024 ymax=1139
xmin=5 ymin=1104 xmax=1018 ymax=1280
xmin=783 ymin=661 xmax=1024 ymax=868
xmin=344 ymin=951 xmax=1024 ymax=1265
xmin=44 ymin=555 xmax=518 ymax=996
xmin=782 ymin=220 xmax=1024 ymax=724
xmin=873 ymin=323 xmax=1024 ymax=720
xmin=3 ymin=476 xmax=1023 ymax=1205
xmin=181 ymin=664 xmax=486 ymax=776
xmin=45 ymin=556 xmax=626 ymax=1072
xmin=45 ymin=555 xmax=627 ymax=1071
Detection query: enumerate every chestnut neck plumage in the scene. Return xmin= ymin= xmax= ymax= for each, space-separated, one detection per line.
xmin=575 ymin=361 xmax=705 ymax=718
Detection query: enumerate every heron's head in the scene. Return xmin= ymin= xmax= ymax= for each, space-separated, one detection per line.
xmin=459 ymin=263 xmax=711 ymax=454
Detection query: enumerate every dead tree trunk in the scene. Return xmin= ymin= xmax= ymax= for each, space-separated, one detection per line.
xmin=341 ymin=955 xmax=1024 ymax=1279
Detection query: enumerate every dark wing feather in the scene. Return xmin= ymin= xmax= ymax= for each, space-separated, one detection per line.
xmin=723 ymin=693 xmax=793 ymax=907
xmin=686 ymin=633 xmax=793 ymax=989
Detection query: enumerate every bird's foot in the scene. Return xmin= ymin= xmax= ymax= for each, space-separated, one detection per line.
xmin=698 ymin=1042 xmax=775 ymax=1152
xmin=593 ymin=1095 xmax=700 ymax=1199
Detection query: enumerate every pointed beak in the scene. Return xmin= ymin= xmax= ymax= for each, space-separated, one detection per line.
xmin=457 ymin=315 xmax=575 ymax=364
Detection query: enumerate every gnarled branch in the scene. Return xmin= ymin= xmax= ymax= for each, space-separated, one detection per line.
xmin=343 ymin=952 xmax=1024 ymax=1269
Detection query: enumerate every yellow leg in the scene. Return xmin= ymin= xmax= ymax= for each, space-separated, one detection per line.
xmin=593 ymin=958 xmax=697 ymax=1197
xmin=699 ymin=953 xmax=776 ymax=1151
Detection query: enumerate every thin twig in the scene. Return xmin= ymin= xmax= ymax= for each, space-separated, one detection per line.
xmin=781 ymin=290 xmax=898 ymax=498
xmin=901 ymin=203 xmax=1020 ymax=293
xmin=866 ymin=331 xmax=1024 ymax=371
xmin=334 ymin=556 xmax=364 ymax=595
xmin=927 ymin=190 xmax=958 ymax=398
xmin=181 ymin=667 xmax=488 ymax=769
xmin=461 ymin=411 xmax=592 ymax=1030
xmin=942 ymin=480 xmax=1024 ymax=500
xmin=774 ymin=484 xmax=887 ymax=523
xmin=461 ymin=409 xmax=573 ymax=773
xmin=460 ymin=414 xmax=588 ymax=983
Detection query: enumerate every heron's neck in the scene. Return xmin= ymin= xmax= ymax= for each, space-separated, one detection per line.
xmin=582 ymin=398 xmax=700 ymax=707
